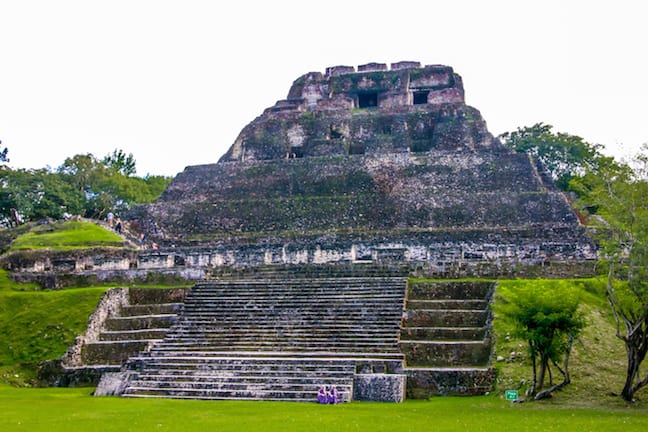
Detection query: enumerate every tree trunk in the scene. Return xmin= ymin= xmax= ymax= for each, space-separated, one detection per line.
xmin=537 ymin=356 xmax=548 ymax=391
xmin=534 ymin=334 xmax=573 ymax=400
xmin=530 ymin=343 xmax=537 ymax=396
xmin=622 ymin=343 xmax=640 ymax=401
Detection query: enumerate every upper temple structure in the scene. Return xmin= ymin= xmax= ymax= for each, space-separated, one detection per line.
xmin=129 ymin=61 xmax=595 ymax=276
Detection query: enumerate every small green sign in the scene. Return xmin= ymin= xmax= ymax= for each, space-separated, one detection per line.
xmin=505 ymin=389 xmax=519 ymax=401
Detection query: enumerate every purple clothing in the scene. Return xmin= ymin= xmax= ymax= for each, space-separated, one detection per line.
xmin=317 ymin=388 xmax=327 ymax=404
xmin=327 ymin=387 xmax=338 ymax=404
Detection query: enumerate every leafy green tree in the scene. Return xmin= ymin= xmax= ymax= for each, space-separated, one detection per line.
xmin=497 ymin=282 xmax=585 ymax=399
xmin=499 ymin=123 xmax=605 ymax=190
xmin=584 ymin=150 xmax=648 ymax=401
xmin=57 ymin=154 xmax=105 ymax=193
xmin=0 ymin=150 xmax=171 ymax=226
xmin=0 ymin=167 xmax=84 ymax=226
xmin=0 ymin=140 xmax=8 ymax=164
xmin=102 ymin=149 xmax=136 ymax=177
xmin=56 ymin=152 xmax=171 ymax=219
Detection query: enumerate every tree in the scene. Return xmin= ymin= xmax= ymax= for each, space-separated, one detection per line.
xmin=499 ymin=123 xmax=605 ymax=190
xmin=496 ymin=282 xmax=585 ymax=399
xmin=102 ymin=149 xmax=136 ymax=177
xmin=0 ymin=140 xmax=8 ymax=164
xmin=585 ymin=151 xmax=648 ymax=401
xmin=0 ymin=150 xmax=171 ymax=226
xmin=0 ymin=167 xmax=84 ymax=226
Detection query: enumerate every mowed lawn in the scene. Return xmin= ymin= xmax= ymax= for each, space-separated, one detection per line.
xmin=1 ymin=386 xmax=646 ymax=432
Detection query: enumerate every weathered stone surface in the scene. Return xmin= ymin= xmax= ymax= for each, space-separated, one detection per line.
xmin=406 ymin=367 xmax=496 ymax=397
xmin=95 ymin=371 xmax=137 ymax=396
xmin=125 ymin=62 xmax=594 ymax=276
xmin=353 ymin=373 xmax=406 ymax=402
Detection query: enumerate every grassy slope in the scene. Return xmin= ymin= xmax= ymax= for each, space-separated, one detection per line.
xmin=9 ymin=221 xmax=124 ymax=250
xmin=493 ymin=278 xmax=630 ymax=408
xmin=0 ymin=270 xmax=105 ymax=384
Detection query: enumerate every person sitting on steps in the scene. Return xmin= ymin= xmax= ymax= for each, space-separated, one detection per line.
xmin=317 ymin=385 xmax=327 ymax=404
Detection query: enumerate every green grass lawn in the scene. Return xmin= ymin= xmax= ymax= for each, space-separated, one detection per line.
xmin=9 ymin=221 xmax=124 ymax=250
xmin=0 ymin=386 xmax=646 ymax=432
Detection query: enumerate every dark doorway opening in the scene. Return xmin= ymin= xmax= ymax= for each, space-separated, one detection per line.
xmin=413 ymin=91 xmax=429 ymax=105
xmin=358 ymin=92 xmax=378 ymax=108
xmin=289 ymin=146 xmax=303 ymax=158
xmin=348 ymin=142 xmax=365 ymax=155
xmin=329 ymin=126 xmax=343 ymax=139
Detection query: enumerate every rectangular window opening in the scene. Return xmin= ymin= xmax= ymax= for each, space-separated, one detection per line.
xmin=358 ymin=92 xmax=378 ymax=109
xmin=413 ymin=91 xmax=429 ymax=105
xmin=289 ymin=146 xmax=303 ymax=158
xmin=348 ymin=142 xmax=365 ymax=155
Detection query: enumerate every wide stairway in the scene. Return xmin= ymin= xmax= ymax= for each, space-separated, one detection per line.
xmin=400 ymin=281 xmax=496 ymax=397
xmin=122 ymin=277 xmax=406 ymax=402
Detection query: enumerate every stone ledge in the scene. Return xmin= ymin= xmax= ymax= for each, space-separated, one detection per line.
xmin=353 ymin=373 xmax=406 ymax=402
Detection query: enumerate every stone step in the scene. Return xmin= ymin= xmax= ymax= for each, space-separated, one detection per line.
xmin=99 ymin=329 xmax=170 ymax=341
xmin=168 ymin=326 xmax=401 ymax=336
xmin=136 ymin=366 xmax=354 ymax=377
xmin=400 ymin=340 xmax=492 ymax=367
xmin=120 ymin=303 xmax=183 ymax=317
xmin=133 ymin=351 xmax=404 ymax=361
xmin=151 ymin=343 xmax=401 ymax=352
xmin=128 ymin=288 xmax=188 ymax=305
xmin=402 ymin=309 xmax=487 ymax=327
xmin=405 ymin=299 xmax=487 ymax=310
xmin=132 ymin=356 xmax=358 ymax=368
xmin=162 ymin=336 xmax=399 ymax=345
xmin=167 ymin=328 xmax=397 ymax=336
xmin=210 ymin=265 xmax=408 ymax=280
xmin=194 ymin=277 xmax=406 ymax=285
xmin=400 ymin=326 xmax=486 ymax=341
xmin=176 ymin=317 xmax=403 ymax=325
xmin=183 ymin=298 xmax=404 ymax=306
xmin=127 ymin=380 xmax=353 ymax=392
xmin=156 ymin=335 xmax=401 ymax=343
xmin=185 ymin=293 xmax=405 ymax=301
xmin=407 ymin=281 xmax=493 ymax=301
xmin=189 ymin=287 xmax=404 ymax=295
xmin=405 ymin=366 xmax=496 ymax=398
xmin=104 ymin=314 xmax=179 ymax=331
xmin=175 ymin=313 xmax=403 ymax=321
xmin=123 ymin=387 xmax=352 ymax=402
xmin=81 ymin=340 xmax=158 ymax=365
xmin=188 ymin=289 xmax=405 ymax=295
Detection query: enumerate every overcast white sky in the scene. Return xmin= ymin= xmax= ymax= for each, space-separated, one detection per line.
xmin=1 ymin=0 xmax=646 ymax=176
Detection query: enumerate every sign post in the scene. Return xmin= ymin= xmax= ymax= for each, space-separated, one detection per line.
xmin=505 ymin=389 xmax=519 ymax=405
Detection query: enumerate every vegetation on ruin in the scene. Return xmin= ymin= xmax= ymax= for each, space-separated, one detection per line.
xmin=9 ymin=221 xmax=124 ymax=251
xmin=498 ymin=123 xmax=608 ymax=190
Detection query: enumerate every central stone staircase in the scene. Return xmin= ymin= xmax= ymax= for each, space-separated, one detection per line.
xmin=120 ymin=277 xmax=407 ymax=402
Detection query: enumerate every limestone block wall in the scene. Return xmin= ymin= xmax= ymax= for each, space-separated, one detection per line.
xmin=61 ymin=288 xmax=129 ymax=367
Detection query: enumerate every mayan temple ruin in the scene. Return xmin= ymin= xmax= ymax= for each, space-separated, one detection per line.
xmin=34 ymin=62 xmax=596 ymax=402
